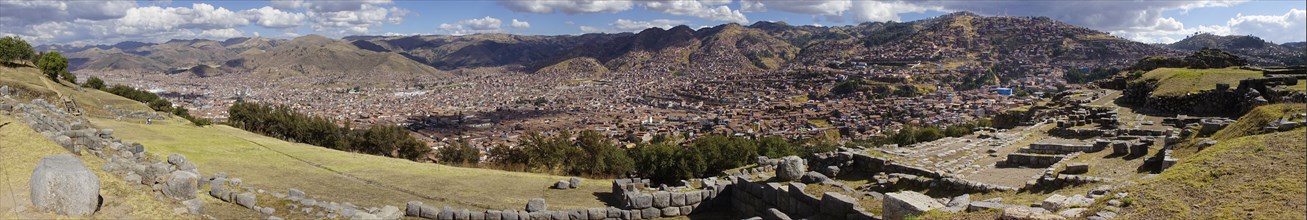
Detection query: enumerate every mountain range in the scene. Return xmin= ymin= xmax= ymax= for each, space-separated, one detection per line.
xmin=35 ymin=12 xmax=1306 ymax=78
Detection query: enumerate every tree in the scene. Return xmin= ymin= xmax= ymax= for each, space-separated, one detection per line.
xmin=0 ymin=36 xmax=35 ymax=65
xmin=37 ymin=51 xmax=67 ymax=82
xmin=82 ymin=76 xmax=105 ymax=89
xmin=438 ymin=139 xmax=481 ymax=165
xmin=757 ymin=136 xmax=798 ymax=158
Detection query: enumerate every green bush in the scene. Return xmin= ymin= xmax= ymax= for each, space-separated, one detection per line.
xmin=37 ymin=51 xmax=67 ymax=82
xmin=81 ymin=76 xmax=105 ymax=89
xmin=0 ymin=36 xmax=35 ymax=65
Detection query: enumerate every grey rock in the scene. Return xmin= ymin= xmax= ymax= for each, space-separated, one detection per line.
xmin=373 ymin=206 xmax=397 ymax=220
xmin=29 ymin=154 xmax=100 ymax=216
xmin=236 ymin=192 xmax=257 ymax=208
xmin=167 ymin=153 xmax=187 ymax=166
xmin=660 ymin=207 xmax=679 ymax=217
xmin=182 ymin=199 xmax=204 ymax=214
xmin=629 ymin=193 xmax=653 ymax=209
xmin=289 ymin=188 xmax=305 ymax=200
xmin=800 ymin=171 xmax=830 ymax=184
xmin=775 ymin=156 xmax=806 ymax=181
xmin=406 ymin=201 xmax=423 ymax=217
xmin=261 ymin=207 xmax=275 ymax=215
xmin=419 ymin=205 xmax=440 ymax=219
xmin=162 ymin=171 xmax=199 ymax=200
xmin=526 ymin=198 xmax=547 ymax=212
xmin=1058 ymin=208 xmax=1087 ymax=218
xmin=640 ymin=208 xmax=659 ymax=219
xmin=553 ymin=180 xmax=570 ymax=189
xmin=820 ymin=192 xmax=858 ymax=217
xmin=499 ymin=210 xmax=517 ymax=220
xmin=568 ymin=177 xmax=582 ymax=189
xmin=586 ymin=208 xmax=606 ymax=220
xmin=967 ymin=201 xmax=1008 ymax=212
xmin=883 ymin=191 xmax=944 ymax=220
xmin=351 ymin=212 xmax=379 ymax=220
xmin=653 ymin=191 xmax=670 ymax=208
xmin=670 ymin=192 xmax=686 ymax=206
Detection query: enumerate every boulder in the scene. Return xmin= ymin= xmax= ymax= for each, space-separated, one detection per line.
xmin=167 ymin=153 xmax=187 ymax=166
xmin=568 ymin=177 xmax=582 ymax=189
xmin=1057 ymin=208 xmax=1088 ymax=218
xmin=236 ymin=192 xmax=257 ymax=208
xmin=162 ymin=170 xmax=199 ymax=200
xmin=526 ymin=198 xmax=547 ymax=212
xmin=406 ymin=201 xmax=424 ymax=216
xmin=419 ymin=206 xmax=440 ymax=219
xmin=29 ymin=154 xmax=100 ymax=216
xmin=553 ymin=180 xmax=570 ymax=189
xmin=883 ymin=191 xmax=944 ymax=220
xmin=1041 ymin=194 xmax=1068 ymax=211
xmin=660 ymin=207 xmax=679 ymax=217
xmin=586 ymin=208 xmax=606 ymax=220
xmin=800 ymin=171 xmax=830 ymax=184
xmin=182 ymin=199 xmax=204 ymax=214
xmin=289 ymin=188 xmax=305 ymax=200
xmin=940 ymin=194 xmax=970 ymax=212
xmin=775 ymin=156 xmax=806 ymax=181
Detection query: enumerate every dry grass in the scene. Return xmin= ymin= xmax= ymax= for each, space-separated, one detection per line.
xmin=1136 ymin=68 xmax=1264 ymax=97
xmin=1211 ymin=103 xmax=1307 ymax=141
xmin=1119 ymin=128 xmax=1306 ymax=219
xmin=0 ymin=115 xmax=191 ymax=219
xmin=89 ymin=117 xmax=615 ymax=211
xmin=1288 ymin=80 xmax=1307 ymax=92
xmin=0 ymin=66 xmax=156 ymax=117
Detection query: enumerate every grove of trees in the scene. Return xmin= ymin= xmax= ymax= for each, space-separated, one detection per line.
xmin=102 ymin=84 xmax=211 ymax=126
xmin=227 ymin=101 xmax=430 ymax=161
xmin=0 ymin=36 xmax=35 ymax=65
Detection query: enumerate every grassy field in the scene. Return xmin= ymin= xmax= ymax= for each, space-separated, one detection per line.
xmin=1119 ymin=128 xmax=1306 ymax=219
xmin=1136 ymin=68 xmax=1264 ymax=97
xmin=90 ymin=117 xmax=615 ymax=211
xmin=0 ymin=115 xmax=194 ymax=219
xmin=1287 ymin=79 xmax=1306 ymax=92
xmin=0 ymin=66 xmax=156 ymax=118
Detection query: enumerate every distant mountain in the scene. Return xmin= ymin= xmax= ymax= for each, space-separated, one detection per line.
xmin=39 ymin=11 xmax=1210 ymax=76
xmin=1167 ymin=33 xmax=1306 ymax=66
xmin=42 ymin=35 xmax=444 ymax=78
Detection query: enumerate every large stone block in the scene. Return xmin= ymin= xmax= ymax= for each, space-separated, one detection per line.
xmin=819 ymin=192 xmax=857 ymax=217
xmin=526 ymin=198 xmax=547 ymax=212
xmin=629 ymin=193 xmax=653 ymax=209
xmin=162 ymin=170 xmax=199 ymax=200
xmin=883 ymin=191 xmax=944 ymax=220
xmin=236 ymin=192 xmax=257 ymax=208
xmin=670 ymin=192 xmax=686 ymax=206
xmin=30 ymin=154 xmax=100 ymax=216
xmin=653 ymin=191 xmax=671 ymax=208
xmin=406 ymin=201 xmax=424 ymax=217
xmin=586 ymin=208 xmax=606 ymax=220
xmin=1042 ymin=194 xmax=1068 ymax=211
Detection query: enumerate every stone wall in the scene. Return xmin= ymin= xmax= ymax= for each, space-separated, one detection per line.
xmin=1003 ymin=153 xmax=1065 ymax=168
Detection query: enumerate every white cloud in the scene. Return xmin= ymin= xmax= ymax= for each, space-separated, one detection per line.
xmin=579 ymin=19 xmax=690 ymax=34
xmin=439 ymin=16 xmax=508 ymax=35
xmin=1113 ymin=8 xmax=1305 ymax=44
xmin=308 ymin=3 xmax=400 ymax=34
xmin=242 ymin=6 xmax=306 ymax=29
xmin=850 ymin=1 xmax=931 ymax=22
xmin=642 ymin=0 xmax=747 ymax=23
xmin=1226 ymin=8 xmax=1306 ymax=43
xmin=511 ymin=19 xmax=531 ymax=28
xmin=200 ymin=28 xmax=244 ymax=39
xmin=740 ymin=0 xmax=766 ymax=12
xmin=499 ymin=0 xmax=634 ymax=14
xmin=612 ymin=19 xmax=689 ymax=32
xmin=0 ymin=0 xmax=137 ymax=27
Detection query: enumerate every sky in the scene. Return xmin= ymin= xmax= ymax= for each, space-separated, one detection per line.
xmin=1 ymin=0 xmax=1304 ymax=46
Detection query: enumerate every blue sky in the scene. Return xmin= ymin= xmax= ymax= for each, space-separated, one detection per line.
xmin=2 ymin=0 xmax=1304 ymax=46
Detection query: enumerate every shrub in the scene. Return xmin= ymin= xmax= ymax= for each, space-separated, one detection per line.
xmin=37 ymin=51 xmax=67 ymax=82
xmin=81 ymin=76 xmax=105 ymax=89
